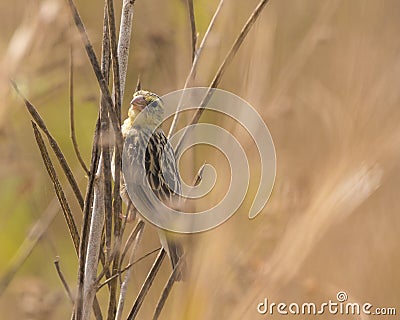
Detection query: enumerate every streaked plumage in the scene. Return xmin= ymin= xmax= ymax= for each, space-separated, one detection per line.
xmin=120 ymin=90 xmax=184 ymax=280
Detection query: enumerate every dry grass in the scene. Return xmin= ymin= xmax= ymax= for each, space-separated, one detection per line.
xmin=1 ymin=0 xmax=400 ymax=319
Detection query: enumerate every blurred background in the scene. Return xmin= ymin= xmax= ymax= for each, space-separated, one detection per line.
xmin=1 ymin=0 xmax=400 ymax=319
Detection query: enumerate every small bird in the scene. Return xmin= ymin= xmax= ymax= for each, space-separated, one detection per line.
xmin=120 ymin=90 xmax=184 ymax=281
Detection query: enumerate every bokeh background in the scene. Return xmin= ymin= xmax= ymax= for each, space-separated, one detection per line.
xmin=1 ymin=0 xmax=400 ymax=319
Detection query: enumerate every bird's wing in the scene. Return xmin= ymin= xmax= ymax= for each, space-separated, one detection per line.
xmin=122 ymin=127 xmax=181 ymax=213
xmin=151 ymin=130 xmax=182 ymax=200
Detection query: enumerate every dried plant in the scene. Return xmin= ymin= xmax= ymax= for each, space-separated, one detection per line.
xmin=2 ymin=1 xmax=399 ymax=320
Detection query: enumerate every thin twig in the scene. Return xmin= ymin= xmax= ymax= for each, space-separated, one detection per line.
xmin=76 ymin=118 xmax=102 ymax=320
xmin=174 ymin=0 xmax=270 ymax=155
xmin=31 ymin=122 xmax=80 ymax=253
xmin=96 ymin=8 xmax=117 ymax=320
xmin=115 ymin=221 xmax=145 ymax=320
xmin=110 ymin=144 xmax=122 ymax=318
xmin=152 ymin=254 xmax=186 ymax=320
xmin=97 ymin=247 xmax=161 ymax=291
xmin=101 ymin=4 xmax=111 ymax=84
xmin=107 ymin=0 xmax=122 ymax=316
xmin=126 ymin=249 xmax=167 ymax=320
xmin=167 ymin=0 xmax=224 ymax=139
xmin=69 ymin=47 xmax=90 ymax=175
xmin=81 ymin=160 xmax=106 ymax=320
xmin=117 ymin=0 xmax=137 ymax=101
xmin=11 ymin=81 xmax=85 ymax=210
xmin=107 ymin=0 xmax=121 ymax=118
xmin=0 ymin=198 xmax=59 ymax=296
xmin=66 ymin=0 xmax=123 ymax=150
xmin=110 ymin=147 xmax=122 ymax=297
xmin=54 ymin=257 xmax=74 ymax=304
xmin=193 ymin=161 xmax=206 ymax=186
xmin=187 ymin=0 xmax=197 ymax=63
xmin=119 ymin=221 xmax=145 ymax=274
xmin=100 ymin=0 xmax=113 ymax=266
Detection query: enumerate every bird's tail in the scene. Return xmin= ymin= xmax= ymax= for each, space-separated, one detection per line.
xmin=158 ymin=231 xmax=185 ymax=281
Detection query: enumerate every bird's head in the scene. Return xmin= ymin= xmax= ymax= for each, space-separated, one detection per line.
xmin=127 ymin=90 xmax=164 ymax=128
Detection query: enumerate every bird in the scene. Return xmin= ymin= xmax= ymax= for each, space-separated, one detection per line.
xmin=119 ymin=89 xmax=185 ymax=281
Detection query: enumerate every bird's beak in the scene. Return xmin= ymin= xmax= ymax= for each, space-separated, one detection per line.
xmin=130 ymin=95 xmax=146 ymax=111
